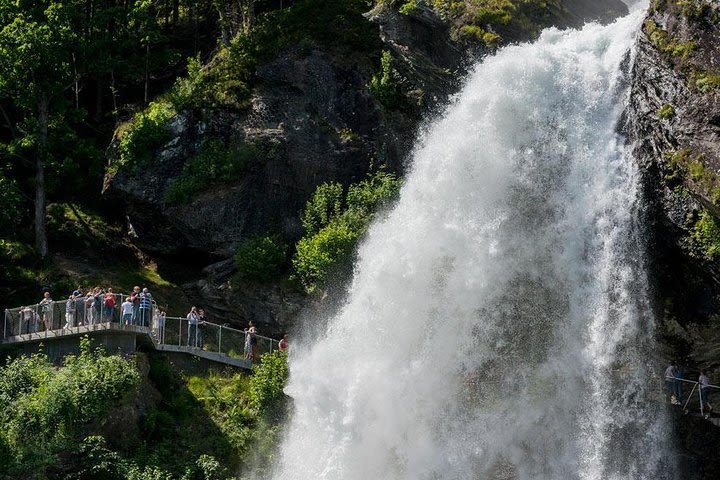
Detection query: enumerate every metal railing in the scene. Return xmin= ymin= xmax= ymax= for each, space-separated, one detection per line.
xmin=3 ymin=295 xmax=279 ymax=365
xmin=160 ymin=317 xmax=278 ymax=362
xmin=3 ymin=294 xmax=158 ymax=340
xmin=666 ymin=376 xmax=720 ymax=418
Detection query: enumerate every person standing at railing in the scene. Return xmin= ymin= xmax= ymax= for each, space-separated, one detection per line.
xmin=244 ymin=321 xmax=256 ymax=360
xmin=664 ymin=362 xmax=678 ymax=405
xmin=64 ymin=295 xmax=76 ymax=329
xmin=278 ymin=333 xmax=289 ymax=352
xmin=103 ymin=288 xmax=117 ymax=323
xmin=139 ymin=288 xmax=153 ymax=327
xmin=121 ymin=297 xmax=134 ymax=325
xmin=84 ymin=291 xmax=96 ymax=325
xmin=20 ymin=306 xmax=36 ymax=334
xmin=156 ymin=308 xmax=166 ymax=343
xmin=130 ymin=286 xmax=141 ymax=325
xmin=699 ymin=370 xmax=713 ymax=413
xmin=38 ymin=291 xmax=53 ymax=331
xmin=187 ymin=306 xmax=200 ymax=348
xmin=197 ymin=308 xmax=207 ymax=349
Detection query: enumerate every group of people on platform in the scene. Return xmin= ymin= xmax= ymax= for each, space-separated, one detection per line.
xmin=13 ymin=286 xmax=158 ymax=335
xmin=664 ymin=361 xmax=713 ymax=414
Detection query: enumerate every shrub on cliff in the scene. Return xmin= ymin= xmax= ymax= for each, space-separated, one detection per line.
xmin=293 ymin=170 xmax=401 ymax=292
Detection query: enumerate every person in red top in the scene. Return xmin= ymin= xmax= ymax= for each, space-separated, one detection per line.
xmin=103 ymin=288 xmax=116 ymax=322
xmin=278 ymin=333 xmax=289 ymax=352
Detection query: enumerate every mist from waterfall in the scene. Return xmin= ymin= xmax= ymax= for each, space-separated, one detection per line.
xmin=271 ymin=7 xmax=675 ymax=480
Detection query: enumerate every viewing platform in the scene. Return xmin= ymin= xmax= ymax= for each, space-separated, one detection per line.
xmin=3 ymin=296 xmax=279 ymax=369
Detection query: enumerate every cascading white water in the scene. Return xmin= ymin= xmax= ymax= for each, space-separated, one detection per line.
xmin=272 ymin=7 xmax=675 ymax=480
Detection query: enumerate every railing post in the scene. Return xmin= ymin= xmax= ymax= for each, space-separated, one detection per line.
xmin=178 ymin=317 xmax=182 ymax=346
xmin=700 ymin=384 xmax=705 ymax=417
xmin=3 ymin=309 xmax=7 ymax=340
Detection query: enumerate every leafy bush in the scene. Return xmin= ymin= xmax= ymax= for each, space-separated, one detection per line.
xmin=301 ymin=182 xmax=344 ymax=237
xmin=694 ymin=210 xmax=720 ymax=259
xmin=113 ymin=100 xmax=176 ymax=174
xmin=368 ymin=50 xmax=406 ymax=109
xmin=234 ymin=236 xmax=288 ymax=283
xmin=0 ymin=337 xmax=140 ymax=476
xmin=293 ymin=170 xmax=401 ymax=292
xmin=695 ymin=70 xmax=720 ymax=93
xmin=248 ymin=351 xmax=289 ymax=414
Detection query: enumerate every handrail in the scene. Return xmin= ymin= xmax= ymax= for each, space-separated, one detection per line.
xmin=165 ymin=316 xmax=277 ymax=343
xmin=665 ymin=375 xmax=719 ymax=417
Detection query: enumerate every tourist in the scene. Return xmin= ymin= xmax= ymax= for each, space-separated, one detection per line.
xmin=121 ymin=296 xmax=134 ymax=325
xmin=93 ymin=287 xmax=103 ymax=323
xmin=244 ymin=321 xmax=256 ymax=360
xmin=130 ymin=286 xmax=141 ymax=324
xmin=64 ymin=295 xmax=76 ymax=329
xmin=699 ymin=370 xmax=713 ymax=414
xmin=664 ymin=362 xmax=677 ymax=404
xmin=139 ymin=288 xmax=152 ymax=327
xmin=38 ymin=291 xmax=53 ymax=331
xmin=187 ymin=306 xmax=200 ymax=347
xmin=85 ymin=291 xmax=96 ymax=325
xmin=21 ymin=306 xmax=36 ymax=334
xmin=278 ymin=333 xmax=289 ymax=352
xmin=197 ymin=308 xmax=206 ymax=349
xmin=74 ymin=289 xmax=85 ymax=325
xmin=103 ymin=288 xmax=116 ymax=322
xmin=156 ymin=308 xmax=166 ymax=343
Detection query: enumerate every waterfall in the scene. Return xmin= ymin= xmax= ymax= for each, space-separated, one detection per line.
xmin=271 ymin=7 xmax=675 ymax=480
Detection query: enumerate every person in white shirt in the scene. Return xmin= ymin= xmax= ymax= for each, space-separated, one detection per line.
xmin=121 ymin=298 xmax=134 ymax=325
xmin=187 ymin=306 xmax=200 ymax=347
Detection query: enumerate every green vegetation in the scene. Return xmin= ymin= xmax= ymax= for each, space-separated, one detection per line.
xmin=165 ymin=138 xmax=279 ymax=204
xmin=693 ymin=210 xmax=720 ymax=260
xmin=234 ymin=236 xmax=288 ymax=283
xmin=0 ymin=342 xmax=289 ymax=478
xmin=293 ymin=170 xmax=401 ymax=292
xmin=644 ymin=19 xmax=697 ymax=60
xmin=693 ymin=70 xmax=720 ymax=93
xmin=657 ymin=103 xmax=675 ymax=119
xmin=0 ymin=337 xmax=140 ymax=476
xmin=665 ymin=148 xmax=720 ymax=203
xmin=114 ymin=101 xmax=177 ymax=175
xmin=369 ymin=50 xmax=407 ymax=109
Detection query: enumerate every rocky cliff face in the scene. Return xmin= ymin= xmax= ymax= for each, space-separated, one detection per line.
xmin=627 ymin=1 xmax=720 ymax=367
xmin=103 ymin=0 xmax=627 ymax=333
xmin=627 ymin=4 xmax=720 ymax=476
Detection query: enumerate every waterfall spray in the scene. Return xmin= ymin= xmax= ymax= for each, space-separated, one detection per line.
xmin=272 ymin=7 xmax=674 ymax=480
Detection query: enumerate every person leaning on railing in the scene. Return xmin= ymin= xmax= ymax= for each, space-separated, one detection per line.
xmin=139 ymin=288 xmax=153 ymax=327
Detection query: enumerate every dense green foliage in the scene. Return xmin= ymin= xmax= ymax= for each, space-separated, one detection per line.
xmin=293 ymin=170 xmax=401 ymax=292
xmin=234 ymin=236 xmax=288 ymax=283
xmin=0 ymin=337 xmax=140 ymax=476
xmin=0 ymin=344 xmax=289 ymax=479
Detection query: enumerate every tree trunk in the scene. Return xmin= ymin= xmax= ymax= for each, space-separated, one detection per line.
xmin=144 ymin=41 xmax=150 ymax=103
xmin=35 ymin=94 xmax=49 ymax=258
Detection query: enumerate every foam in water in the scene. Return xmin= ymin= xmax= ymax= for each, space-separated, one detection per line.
xmin=271 ymin=8 xmax=674 ymax=480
